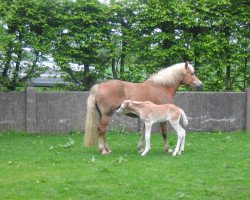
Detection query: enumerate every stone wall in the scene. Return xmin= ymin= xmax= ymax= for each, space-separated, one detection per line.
xmin=0 ymin=88 xmax=249 ymax=133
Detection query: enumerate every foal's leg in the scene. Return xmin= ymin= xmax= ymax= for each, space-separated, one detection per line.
xmin=98 ymin=115 xmax=112 ymax=154
xmin=160 ymin=122 xmax=173 ymax=153
xmin=137 ymin=125 xmax=145 ymax=154
xmin=141 ymin=122 xmax=152 ymax=156
xmin=180 ymin=126 xmax=186 ymax=152
xmin=171 ymin=124 xmax=184 ymax=156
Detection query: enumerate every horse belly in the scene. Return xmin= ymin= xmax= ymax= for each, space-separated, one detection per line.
xmin=151 ymin=113 xmax=168 ymax=124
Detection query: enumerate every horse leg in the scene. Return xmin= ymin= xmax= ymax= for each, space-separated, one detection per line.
xmin=137 ymin=124 xmax=145 ymax=154
xmin=180 ymin=127 xmax=186 ymax=152
xmin=98 ymin=115 xmax=112 ymax=155
xmin=160 ymin=122 xmax=173 ymax=153
xmin=141 ymin=123 xmax=152 ymax=156
xmin=172 ymin=124 xmax=184 ymax=156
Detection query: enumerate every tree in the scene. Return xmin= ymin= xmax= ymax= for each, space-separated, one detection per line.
xmin=183 ymin=0 xmax=250 ymax=91
xmin=107 ymin=0 xmax=140 ymax=80
xmin=117 ymin=0 xmax=249 ymax=90
xmin=51 ymin=0 xmax=111 ymax=90
xmin=0 ymin=0 xmax=248 ymax=91
xmin=0 ymin=0 xmax=56 ymax=91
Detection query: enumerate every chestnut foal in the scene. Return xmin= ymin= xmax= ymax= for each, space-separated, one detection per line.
xmin=117 ymin=100 xmax=188 ymax=156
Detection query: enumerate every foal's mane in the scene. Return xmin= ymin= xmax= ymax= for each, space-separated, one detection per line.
xmin=128 ymin=100 xmax=153 ymax=110
xmin=146 ymin=63 xmax=193 ymax=86
xmin=130 ymin=100 xmax=152 ymax=105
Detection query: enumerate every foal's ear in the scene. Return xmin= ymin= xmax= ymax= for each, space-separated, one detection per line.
xmin=185 ymin=61 xmax=189 ymax=69
xmin=124 ymin=100 xmax=130 ymax=106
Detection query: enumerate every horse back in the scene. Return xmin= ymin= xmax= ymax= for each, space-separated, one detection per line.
xmin=95 ymin=80 xmax=174 ymax=115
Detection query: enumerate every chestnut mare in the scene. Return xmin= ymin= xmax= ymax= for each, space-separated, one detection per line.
xmin=116 ymin=100 xmax=188 ymax=156
xmin=84 ymin=62 xmax=202 ymax=154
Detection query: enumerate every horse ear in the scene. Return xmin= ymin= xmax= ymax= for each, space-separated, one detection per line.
xmin=185 ymin=61 xmax=189 ymax=69
xmin=125 ymin=100 xmax=131 ymax=106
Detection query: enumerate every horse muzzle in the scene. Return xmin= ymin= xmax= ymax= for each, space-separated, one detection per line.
xmin=196 ymin=84 xmax=203 ymax=91
xmin=116 ymin=109 xmax=122 ymax=115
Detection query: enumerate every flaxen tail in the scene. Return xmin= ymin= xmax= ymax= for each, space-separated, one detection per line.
xmin=180 ymin=109 xmax=188 ymax=126
xmin=84 ymin=84 xmax=99 ymax=146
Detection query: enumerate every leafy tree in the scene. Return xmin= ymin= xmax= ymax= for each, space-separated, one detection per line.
xmin=184 ymin=0 xmax=250 ymax=91
xmin=51 ymin=0 xmax=111 ymax=90
xmin=0 ymin=0 xmax=248 ymax=92
xmin=116 ymin=0 xmax=249 ymax=90
xmin=106 ymin=0 xmax=142 ymax=80
xmin=0 ymin=0 xmax=56 ymax=91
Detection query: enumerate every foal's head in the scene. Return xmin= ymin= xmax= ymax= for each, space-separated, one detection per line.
xmin=181 ymin=62 xmax=203 ymax=91
xmin=116 ymin=100 xmax=132 ymax=115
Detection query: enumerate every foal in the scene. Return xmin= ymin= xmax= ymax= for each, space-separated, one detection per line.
xmin=116 ymin=100 xmax=188 ymax=156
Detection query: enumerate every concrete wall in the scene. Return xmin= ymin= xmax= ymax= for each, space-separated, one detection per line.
xmin=246 ymin=88 xmax=250 ymax=131
xmin=0 ymin=87 xmax=249 ymax=133
xmin=0 ymin=92 xmax=26 ymax=131
xmin=174 ymin=92 xmax=246 ymax=132
xmin=35 ymin=92 xmax=87 ymax=132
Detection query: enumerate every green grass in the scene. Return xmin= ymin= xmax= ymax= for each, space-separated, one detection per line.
xmin=0 ymin=131 xmax=249 ymax=200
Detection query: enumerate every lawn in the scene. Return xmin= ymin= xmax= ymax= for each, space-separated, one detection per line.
xmin=0 ymin=131 xmax=249 ymax=200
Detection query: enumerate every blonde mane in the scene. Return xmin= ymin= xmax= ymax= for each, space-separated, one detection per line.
xmin=146 ymin=63 xmax=194 ymax=86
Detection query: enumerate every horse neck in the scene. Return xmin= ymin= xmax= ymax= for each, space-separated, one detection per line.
xmin=145 ymin=81 xmax=181 ymax=98
xmin=165 ymin=84 xmax=180 ymax=96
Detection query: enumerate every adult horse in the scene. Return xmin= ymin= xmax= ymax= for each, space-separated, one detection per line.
xmin=84 ymin=62 xmax=203 ymax=154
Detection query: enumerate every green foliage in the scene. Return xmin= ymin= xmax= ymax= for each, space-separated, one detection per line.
xmin=50 ymin=0 xmax=110 ymax=90
xmin=0 ymin=0 xmax=56 ymax=91
xmin=0 ymin=0 xmax=249 ymax=91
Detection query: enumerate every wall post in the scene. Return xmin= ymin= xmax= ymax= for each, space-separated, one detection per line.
xmin=246 ymin=88 xmax=250 ymax=131
xmin=25 ymin=87 xmax=37 ymax=132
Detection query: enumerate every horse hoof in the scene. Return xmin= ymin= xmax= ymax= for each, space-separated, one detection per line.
xmin=141 ymin=150 xmax=149 ymax=156
xmin=99 ymin=145 xmax=112 ymax=155
xmin=138 ymin=149 xmax=145 ymax=154
xmin=102 ymin=149 xmax=112 ymax=155
xmin=141 ymin=152 xmax=147 ymax=156
xmin=99 ymin=147 xmax=111 ymax=155
xmin=165 ymin=148 xmax=173 ymax=153
xmin=101 ymin=149 xmax=108 ymax=155
xmin=104 ymin=146 xmax=112 ymax=153
xmin=106 ymin=149 xmax=112 ymax=154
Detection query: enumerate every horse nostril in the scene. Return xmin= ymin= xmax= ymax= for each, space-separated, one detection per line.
xmin=196 ymin=84 xmax=203 ymax=91
xmin=116 ymin=109 xmax=122 ymax=115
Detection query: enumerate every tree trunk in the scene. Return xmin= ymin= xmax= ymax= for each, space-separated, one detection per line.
xmin=226 ymin=65 xmax=232 ymax=91
xmin=111 ymin=58 xmax=117 ymax=79
xmin=161 ymin=22 xmax=175 ymax=66
xmin=120 ymin=39 xmax=126 ymax=75
xmin=120 ymin=18 xmax=129 ymax=77
xmin=83 ymin=64 xmax=91 ymax=90
xmin=2 ymin=42 xmax=13 ymax=77
xmin=243 ymin=56 xmax=247 ymax=90
xmin=11 ymin=47 xmax=23 ymax=87
xmin=20 ymin=51 xmax=39 ymax=83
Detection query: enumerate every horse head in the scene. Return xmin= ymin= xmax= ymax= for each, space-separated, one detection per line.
xmin=116 ymin=100 xmax=132 ymax=115
xmin=182 ymin=62 xmax=203 ymax=91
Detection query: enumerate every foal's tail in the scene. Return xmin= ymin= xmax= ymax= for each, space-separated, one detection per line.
xmin=180 ymin=109 xmax=188 ymax=127
xmin=84 ymin=84 xmax=99 ymax=147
